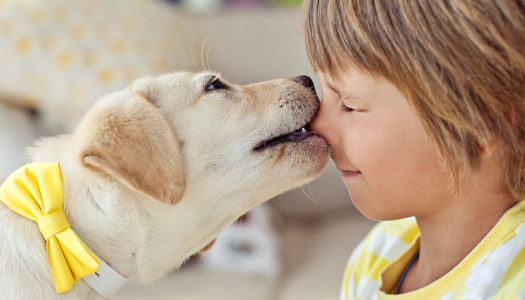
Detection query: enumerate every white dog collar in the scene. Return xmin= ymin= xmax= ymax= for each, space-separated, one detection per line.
xmin=82 ymin=250 xmax=128 ymax=298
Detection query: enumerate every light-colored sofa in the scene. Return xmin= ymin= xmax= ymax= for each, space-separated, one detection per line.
xmin=0 ymin=2 xmax=377 ymax=299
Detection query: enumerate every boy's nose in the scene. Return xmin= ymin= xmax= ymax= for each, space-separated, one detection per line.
xmin=310 ymin=98 xmax=332 ymax=142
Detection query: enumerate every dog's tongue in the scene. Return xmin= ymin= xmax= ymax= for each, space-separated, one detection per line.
xmin=283 ymin=130 xmax=315 ymax=142
xmin=255 ymin=130 xmax=315 ymax=151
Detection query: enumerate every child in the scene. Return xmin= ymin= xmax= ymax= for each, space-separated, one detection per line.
xmin=301 ymin=0 xmax=525 ymax=298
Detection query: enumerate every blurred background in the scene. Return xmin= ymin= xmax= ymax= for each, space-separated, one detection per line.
xmin=0 ymin=0 xmax=375 ymax=299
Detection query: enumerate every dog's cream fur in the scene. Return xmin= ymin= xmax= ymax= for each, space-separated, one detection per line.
xmin=0 ymin=71 xmax=329 ymax=299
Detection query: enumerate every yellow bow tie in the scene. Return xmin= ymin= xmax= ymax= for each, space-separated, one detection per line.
xmin=0 ymin=162 xmax=100 ymax=293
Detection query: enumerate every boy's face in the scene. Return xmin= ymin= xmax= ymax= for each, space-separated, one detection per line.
xmin=312 ymin=68 xmax=453 ymax=220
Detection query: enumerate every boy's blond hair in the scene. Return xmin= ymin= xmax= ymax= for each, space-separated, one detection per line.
xmin=303 ymin=0 xmax=525 ymax=200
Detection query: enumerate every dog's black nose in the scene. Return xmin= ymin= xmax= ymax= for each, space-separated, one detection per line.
xmin=293 ymin=75 xmax=315 ymax=91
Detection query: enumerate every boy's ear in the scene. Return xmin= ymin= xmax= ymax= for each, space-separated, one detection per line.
xmin=75 ymin=90 xmax=186 ymax=205
xmin=477 ymin=133 xmax=499 ymax=158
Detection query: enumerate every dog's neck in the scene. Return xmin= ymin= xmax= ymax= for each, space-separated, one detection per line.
xmin=61 ymin=178 xmax=155 ymax=298
xmin=62 ymin=171 xmax=144 ymax=279
xmin=65 ymin=174 xmax=258 ymax=284
xmin=65 ymin=179 xmax=247 ymax=285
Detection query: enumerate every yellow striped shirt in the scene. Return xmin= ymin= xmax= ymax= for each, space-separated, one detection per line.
xmin=341 ymin=200 xmax=525 ymax=299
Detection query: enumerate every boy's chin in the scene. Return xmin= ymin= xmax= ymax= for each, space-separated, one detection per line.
xmin=350 ymin=196 xmax=412 ymax=221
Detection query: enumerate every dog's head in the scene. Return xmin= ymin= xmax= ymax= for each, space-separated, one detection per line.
xmin=67 ymin=71 xmax=329 ymax=281
xmin=74 ymin=71 xmax=329 ymax=208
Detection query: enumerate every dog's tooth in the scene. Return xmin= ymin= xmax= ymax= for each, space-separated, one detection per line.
xmin=301 ymin=127 xmax=306 ymax=132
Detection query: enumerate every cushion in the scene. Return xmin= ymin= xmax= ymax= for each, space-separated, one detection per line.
xmin=0 ymin=0 xmax=192 ymax=132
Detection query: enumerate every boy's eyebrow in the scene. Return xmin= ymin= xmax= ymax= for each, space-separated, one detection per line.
xmin=325 ymin=80 xmax=359 ymax=101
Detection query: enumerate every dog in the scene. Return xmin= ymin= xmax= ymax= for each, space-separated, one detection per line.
xmin=0 ymin=71 xmax=329 ymax=299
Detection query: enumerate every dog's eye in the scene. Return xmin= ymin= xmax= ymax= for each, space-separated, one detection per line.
xmin=206 ymin=78 xmax=225 ymax=91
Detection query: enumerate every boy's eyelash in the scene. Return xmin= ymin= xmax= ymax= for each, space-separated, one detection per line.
xmin=341 ymin=103 xmax=354 ymax=112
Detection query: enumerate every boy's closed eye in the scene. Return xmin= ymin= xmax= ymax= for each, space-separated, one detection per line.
xmin=341 ymin=103 xmax=355 ymax=112
xmin=323 ymin=79 xmax=363 ymax=113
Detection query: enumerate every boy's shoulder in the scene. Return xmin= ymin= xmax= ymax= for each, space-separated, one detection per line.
xmin=346 ymin=204 xmax=525 ymax=299
xmin=375 ymin=217 xmax=420 ymax=242
xmin=348 ymin=217 xmax=419 ymax=272
xmin=361 ymin=217 xmax=419 ymax=255
xmin=342 ymin=218 xmax=419 ymax=297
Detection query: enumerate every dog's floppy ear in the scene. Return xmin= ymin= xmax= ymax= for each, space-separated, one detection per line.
xmin=129 ymin=77 xmax=153 ymax=103
xmin=75 ymin=89 xmax=186 ymax=205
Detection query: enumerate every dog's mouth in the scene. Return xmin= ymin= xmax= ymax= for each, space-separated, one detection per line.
xmin=253 ymin=124 xmax=320 ymax=152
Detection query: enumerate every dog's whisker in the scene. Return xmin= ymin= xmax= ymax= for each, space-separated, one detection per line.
xmin=201 ymin=30 xmax=213 ymax=72
xmin=308 ymin=184 xmax=320 ymax=205
xmin=206 ymin=40 xmax=211 ymax=72
xmin=206 ymin=29 xmax=214 ymax=72
xmin=200 ymin=37 xmax=205 ymax=72
xmin=300 ymin=185 xmax=312 ymax=202
xmin=300 ymin=183 xmax=319 ymax=205
xmin=191 ymin=32 xmax=198 ymax=72
xmin=190 ymin=31 xmax=199 ymax=72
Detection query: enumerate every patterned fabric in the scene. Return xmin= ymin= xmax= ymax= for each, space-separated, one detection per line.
xmin=0 ymin=0 xmax=191 ymax=132
xmin=341 ymin=200 xmax=525 ymax=299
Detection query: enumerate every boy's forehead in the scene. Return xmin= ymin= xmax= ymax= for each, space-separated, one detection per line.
xmin=319 ymin=69 xmax=379 ymax=99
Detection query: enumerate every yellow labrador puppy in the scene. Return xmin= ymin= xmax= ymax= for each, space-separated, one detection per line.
xmin=0 ymin=71 xmax=329 ymax=299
